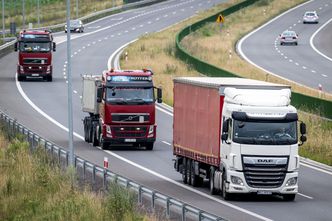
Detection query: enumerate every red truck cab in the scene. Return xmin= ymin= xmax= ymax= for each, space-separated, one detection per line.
xmin=83 ymin=69 xmax=162 ymax=150
xmin=14 ymin=30 xmax=56 ymax=81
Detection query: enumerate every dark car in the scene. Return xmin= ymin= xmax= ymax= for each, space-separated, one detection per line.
xmin=65 ymin=20 xmax=84 ymax=33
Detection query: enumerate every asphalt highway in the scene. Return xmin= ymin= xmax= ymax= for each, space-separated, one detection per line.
xmin=238 ymin=0 xmax=332 ymax=93
xmin=0 ymin=0 xmax=332 ymax=220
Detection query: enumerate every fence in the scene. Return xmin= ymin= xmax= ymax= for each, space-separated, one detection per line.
xmin=0 ymin=110 xmax=226 ymax=221
xmin=175 ymin=0 xmax=332 ymax=120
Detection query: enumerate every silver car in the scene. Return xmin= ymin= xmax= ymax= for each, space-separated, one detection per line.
xmin=303 ymin=11 xmax=319 ymax=24
xmin=65 ymin=20 xmax=84 ymax=33
xmin=279 ymin=30 xmax=298 ymax=46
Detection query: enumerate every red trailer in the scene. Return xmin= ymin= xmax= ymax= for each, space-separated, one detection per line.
xmin=173 ymin=77 xmax=307 ymax=201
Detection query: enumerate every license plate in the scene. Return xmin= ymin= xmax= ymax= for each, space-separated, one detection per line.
xmin=257 ymin=191 xmax=272 ymax=195
xmin=125 ymin=139 xmax=136 ymax=142
xmin=31 ymin=74 xmax=39 ymax=77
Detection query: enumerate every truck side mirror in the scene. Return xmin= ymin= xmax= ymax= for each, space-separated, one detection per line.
xmin=221 ymin=134 xmax=228 ymax=141
xmin=14 ymin=42 xmax=18 ymax=51
xmin=222 ymin=119 xmax=229 ymax=133
xmin=157 ymin=87 xmax=162 ymax=103
xmin=300 ymin=122 xmax=306 ymax=134
xmin=53 ymin=42 xmax=56 ymax=52
xmin=96 ymin=87 xmax=103 ymax=103
xmin=299 ymin=135 xmax=307 ymax=146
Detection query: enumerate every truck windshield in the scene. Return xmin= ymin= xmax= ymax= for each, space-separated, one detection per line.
xmin=19 ymin=42 xmax=51 ymax=52
xmin=233 ymin=120 xmax=297 ymax=145
xmin=106 ymin=87 xmax=154 ymax=104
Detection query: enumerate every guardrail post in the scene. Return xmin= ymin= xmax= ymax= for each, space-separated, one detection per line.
xmin=166 ymin=197 xmax=170 ymax=219
xmin=66 ymin=152 xmax=69 ymax=167
xmin=83 ymin=160 xmax=86 ymax=181
xmin=151 ymin=191 xmax=155 ymax=210
xmin=103 ymin=169 xmax=107 ymax=191
xmin=92 ymin=165 xmax=96 ymax=187
xmin=198 ymin=211 xmax=203 ymax=221
xmin=182 ymin=204 xmax=186 ymax=221
xmin=58 ymin=148 xmax=61 ymax=164
xmin=138 ymin=186 xmax=142 ymax=204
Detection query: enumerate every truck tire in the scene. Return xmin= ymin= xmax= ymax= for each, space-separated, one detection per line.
xmin=146 ymin=142 xmax=154 ymax=150
xmin=190 ymin=160 xmax=203 ymax=187
xmin=186 ymin=159 xmax=192 ymax=185
xmin=46 ymin=75 xmax=52 ymax=82
xmin=209 ymin=167 xmax=217 ymax=195
xmin=182 ymin=158 xmax=187 ymax=184
xmin=222 ymin=171 xmax=232 ymax=200
xmin=18 ymin=75 xmax=25 ymax=81
xmin=92 ymin=125 xmax=99 ymax=147
xmin=283 ymin=194 xmax=296 ymax=201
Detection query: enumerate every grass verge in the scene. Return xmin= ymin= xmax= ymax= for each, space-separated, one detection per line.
xmin=120 ymin=0 xmax=332 ymax=165
xmin=0 ymin=131 xmax=155 ymax=220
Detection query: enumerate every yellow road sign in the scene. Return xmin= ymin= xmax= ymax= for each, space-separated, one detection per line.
xmin=216 ymin=14 xmax=225 ymax=23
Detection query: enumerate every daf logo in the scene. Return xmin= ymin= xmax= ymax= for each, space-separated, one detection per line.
xmin=257 ymin=159 xmax=273 ymax=164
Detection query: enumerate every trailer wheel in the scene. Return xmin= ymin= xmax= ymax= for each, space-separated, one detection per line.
xmin=186 ymin=159 xmax=191 ymax=185
xmin=83 ymin=118 xmax=92 ymax=142
xmin=209 ymin=167 xmax=217 ymax=195
xmin=182 ymin=158 xmax=187 ymax=184
xmin=190 ymin=160 xmax=203 ymax=187
xmin=222 ymin=171 xmax=232 ymax=200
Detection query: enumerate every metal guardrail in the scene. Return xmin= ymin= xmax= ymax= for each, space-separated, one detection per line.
xmin=0 ymin=110 xmax=226 ymax=221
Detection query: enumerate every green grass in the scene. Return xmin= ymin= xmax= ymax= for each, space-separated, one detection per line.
xmin=0 ymin=0 xmax=123 ymax=30
xmin=0 ymin=131 xmax=153 ymax=221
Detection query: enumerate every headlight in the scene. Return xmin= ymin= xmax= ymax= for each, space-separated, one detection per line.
xmin=286 ymin=177 xmax=297 ymax=186
xmin=147 ymin=125 xmax=154 ymax=138
xmin=231 ymin=175 xmax=244 ymax=186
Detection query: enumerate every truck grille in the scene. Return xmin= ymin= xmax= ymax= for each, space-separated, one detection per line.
xmin=242 ymin=156 xmax=288 ymax=188
xmin=111 ymin=113 xmax=150 ymax=123
xmin=113 ymin=126 xmax=147 ymax=138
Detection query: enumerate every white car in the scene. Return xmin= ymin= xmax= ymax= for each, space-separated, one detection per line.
xmin=279 ymin=30 xmax=298 ymax=46
xmin=303 ymin=11 xmax=319 ymax=24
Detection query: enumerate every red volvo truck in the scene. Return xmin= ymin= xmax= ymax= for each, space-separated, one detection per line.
xmin=173 ymin=77 xmax=307 ymax=201
xmin=14 ymin=30 xmax=56 ymax=81
xmin=82 ymin=69 xmax=162 ymax=150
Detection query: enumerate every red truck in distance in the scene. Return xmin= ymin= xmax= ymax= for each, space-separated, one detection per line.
xmin=14 ymin=30 xmax=56 ymax=81
xmin=82 ymin=69 xmax=162 ymax=150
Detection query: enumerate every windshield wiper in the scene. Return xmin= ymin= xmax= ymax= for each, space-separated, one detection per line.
xmin=127 ymin=98 xmax=148 ymax=104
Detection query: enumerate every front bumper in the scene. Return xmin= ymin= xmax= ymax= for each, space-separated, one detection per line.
xmin=102 ymin=137 xmax=155 ymax=145
xmin=226 ymin=170 xmax=298 ymax=195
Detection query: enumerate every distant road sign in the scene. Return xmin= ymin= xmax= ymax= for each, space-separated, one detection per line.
xmin=216 ymin=14 xmax=225 ymax=23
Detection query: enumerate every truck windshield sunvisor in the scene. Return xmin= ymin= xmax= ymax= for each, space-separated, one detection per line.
xmin=232 ymin=111 xmax=298 ymax=122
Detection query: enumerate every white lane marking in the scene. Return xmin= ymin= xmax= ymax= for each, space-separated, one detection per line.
xmin=298 ymin=193 xmax=314 ymax=199
xmin=322 ymin=74 xmax=328 ymax=77
xmin=162 ymin=141 xmax=171 ymax=146
xmin=310 ymin=18 xmax=332 ymax=62
xmin=105 ymin=149 xmax=273 ymax=221
xmin=110 ymin=17 xmax=123 ymax=21
xmin=311 ymin=70 xmax=316 ymax=73
xmin=289 ymin=59 xmax=293 ymax=62
xmin=302 ymin=66 xmax=307 ymax=69
xmin=73 ymin=90 xmax=78 ymax=94
xmin=295 ymin=62 xmax=299 ymax=66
